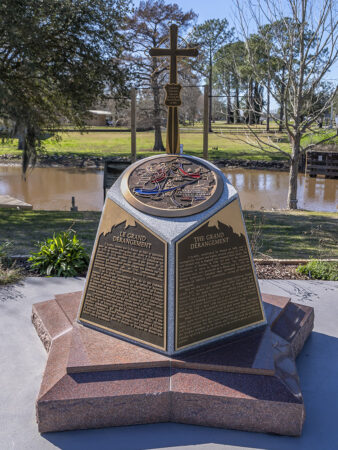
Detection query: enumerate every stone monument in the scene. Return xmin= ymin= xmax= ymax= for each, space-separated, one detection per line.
xmin=32 ymin=24 xmax=314 ymax=436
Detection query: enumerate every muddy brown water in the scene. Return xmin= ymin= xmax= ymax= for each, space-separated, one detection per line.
xmin=0 ymin=165 xmax=336 ymax=212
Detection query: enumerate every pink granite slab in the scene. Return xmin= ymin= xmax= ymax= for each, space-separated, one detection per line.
xmin=171 ymin=326 xmax=275 ymax=375
xmin=38 ymin=331 xmax=72 ymax=400
xmin=37 ymin=367 xmax=171 ymax=433
xmin=32 ymin=291 xmax=314 ymax=435
xmin=67 ymin=321 xmax=275 ymax=375
xmin=67 ymin=322 xmax=169 ymax=373
xmin=32 ymin=299 xmax=72 ymax=350
xmin=55 ymin=291 xmax=82 ymax=323
xmin=170 ymin=389 xmax=304 ymax=436
xmin=261 ymin=292 xmax=290 ymax=326
xmin=271 ymin=302 xmax=314 ymax=358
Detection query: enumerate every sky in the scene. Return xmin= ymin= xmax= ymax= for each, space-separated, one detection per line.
xmin=133 ymin=0 xmax=338 ymax=85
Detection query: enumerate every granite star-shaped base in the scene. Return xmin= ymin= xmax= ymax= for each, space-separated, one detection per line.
xmin=32 ymin=291 xmax=313 ymax=435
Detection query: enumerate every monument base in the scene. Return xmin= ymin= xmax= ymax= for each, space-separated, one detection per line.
xmin=32 ymin=292 xmax=313 ymax=436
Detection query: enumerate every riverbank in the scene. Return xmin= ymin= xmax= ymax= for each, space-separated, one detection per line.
xmin=1 ymin=209 xmax=336 ymax=260
xmin=0 ymin=153 xmax=290 ymax=171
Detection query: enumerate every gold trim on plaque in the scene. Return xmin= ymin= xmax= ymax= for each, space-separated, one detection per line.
xmin=78 ymin=198 xmax=168 ymax=351
xmin=120 ymin=155 xmax=224 ymax=218
xmin=175 ymin=197 xmax=266 ymax=351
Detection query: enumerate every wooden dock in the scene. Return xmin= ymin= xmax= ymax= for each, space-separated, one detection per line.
xmin=305 ymin=148 xmax=338 ymax=179
xmin=0 ymin=195 xmax=32 ymax=210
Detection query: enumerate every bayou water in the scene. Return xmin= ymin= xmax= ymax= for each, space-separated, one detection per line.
xmin=0 ymin=165 xmax=336 ymax=212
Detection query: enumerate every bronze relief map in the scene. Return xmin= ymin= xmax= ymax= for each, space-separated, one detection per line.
xmin=122 ymin=155 xmax=223 ymax=217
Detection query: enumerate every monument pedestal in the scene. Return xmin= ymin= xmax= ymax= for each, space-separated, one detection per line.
xmin=32 ymin=291 xmax=313 ymax=435
xmin=32 ymin=29 xmax=313 ymax=436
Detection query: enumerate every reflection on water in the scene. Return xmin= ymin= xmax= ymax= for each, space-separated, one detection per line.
xmin=224 ymin=169 xmax=337 ymax=211
xmin=0 ymin=166 xmax=103 ymax=211
xmin=0 ymin=165 xmax=336 ymax=212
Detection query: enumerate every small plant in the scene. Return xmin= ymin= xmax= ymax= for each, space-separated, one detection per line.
xmin=0 ymin=264 xmax=22 ymax=285
xmin=296 ymin=260 xmax=338 ymax=281
xmin=0 ymin=240 xmax=12 ymax=267
xmin=28 ymin=230 xmax=89 ymax=277
xmin=248 ymin=213 xmax=267 ymax=259
xmin=0 ymin=240 xmax=22 ymax=284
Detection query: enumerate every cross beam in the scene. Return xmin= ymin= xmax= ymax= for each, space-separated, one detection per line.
xmin=150 ymin=24 xmax=198 ymax=154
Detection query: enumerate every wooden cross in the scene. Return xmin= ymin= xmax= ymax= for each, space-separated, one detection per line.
xmin=150 ymin=24 xmax=198 ymax=154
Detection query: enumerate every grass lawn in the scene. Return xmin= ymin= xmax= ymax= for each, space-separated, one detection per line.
xmin=0 ymin=209 xmax=336 ymax=260
xmin=1 ymin=124 xmax=336 ymax=161
xmin=0 ymin=129 xmax=290 ymax=161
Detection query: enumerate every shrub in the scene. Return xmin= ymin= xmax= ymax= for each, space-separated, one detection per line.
xmin=0 ymin=264 xmax=22 ymax=285
xmin=296 ymin=260 xmax=338 ymax=281
xmin=28 ymin=230 xmax=89 ymax=277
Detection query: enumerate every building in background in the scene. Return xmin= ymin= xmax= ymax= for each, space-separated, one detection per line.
xmin=86 ymin=110 xmax=113 ymax=127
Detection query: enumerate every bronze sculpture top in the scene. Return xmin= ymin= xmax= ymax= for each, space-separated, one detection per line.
xmin=149 ymin=24 xmax=198 ymax=154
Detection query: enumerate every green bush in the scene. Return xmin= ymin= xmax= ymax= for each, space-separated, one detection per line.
xmin=297 ymin=260 xmax=338 ymax=281
xmin=28 ymin=230 xmax=89 ymax=277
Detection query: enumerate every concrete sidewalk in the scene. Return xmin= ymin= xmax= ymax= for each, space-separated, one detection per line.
xmin=0 ymin=277 xmax=337 ymax=450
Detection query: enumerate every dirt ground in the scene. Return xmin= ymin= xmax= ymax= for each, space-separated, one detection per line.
xmin=255 ymin=263 xmax=308 ymax=279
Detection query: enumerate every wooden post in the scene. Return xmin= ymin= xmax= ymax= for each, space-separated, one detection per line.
xmin=203 ymin=84 xmax=209 ymax=160
xmin=131 ymin=87 xmax=136 ymax=162
xmin=70 ymin=196 xmax=78 ymax=212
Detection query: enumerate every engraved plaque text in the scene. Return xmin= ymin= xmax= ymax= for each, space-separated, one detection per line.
xmin=176 ymin=199 xmax=264 ymax=350
xmin=80 ymin=218 xmax=167 ymax=349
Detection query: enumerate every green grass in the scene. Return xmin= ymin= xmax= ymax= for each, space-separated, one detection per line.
xmin=244 ymin=210 xmax=337 ymax=259
xmin=2 ymin=124 xmax=336 ymax=161
xmin=0 ymin=127 xmax=291 ymax=161
xmin=0 ymin=209 xmax=336 ymax=260
xmin=301 ymin=129 xmax=338 ymax=148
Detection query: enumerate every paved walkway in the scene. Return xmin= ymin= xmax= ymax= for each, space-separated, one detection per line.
xmin=0 ymin=277 xmax=337 ymax=450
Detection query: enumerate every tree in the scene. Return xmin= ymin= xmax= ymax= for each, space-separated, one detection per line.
xmin=214 ymin=43 xmax=238 ymax=124
xmin=236 ymin=0 xmax=338 ymax=209
xmin=0 ymin=0 xmax=130 ymax=171
xmin=178 ymin=67 xmax=201 ymax=126
xmin=223 ymin=41 xmax=247 ymax=124
xmin=190 ymin=19 xmax=234 ymax=131
xmin=127 ymin=0 xmax=196 ymax=151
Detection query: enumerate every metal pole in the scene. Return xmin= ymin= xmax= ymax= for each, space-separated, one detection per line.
xmin=131 ymin=88 xmax=137 ymax=162
xmin=203 ymin=84 xmax=209 ymax=160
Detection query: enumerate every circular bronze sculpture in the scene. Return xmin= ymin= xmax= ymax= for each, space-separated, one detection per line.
xmin=121 ymin=155 xmax=223 ymax=217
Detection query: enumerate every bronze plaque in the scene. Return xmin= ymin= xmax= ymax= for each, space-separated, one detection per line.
xmin=175 ymin=198 xmax=265 ymax=350
xmin=165 ymin=83 xmax=182 ymax=106
xmin=79 ymin=199 xmax=167 ymax=350
xmin=121 ymin=155 xmax=223 ymax=217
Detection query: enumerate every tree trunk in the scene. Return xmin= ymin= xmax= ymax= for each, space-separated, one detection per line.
xmin=226 ymin=79 xmax=231 ymax=124
xmin=279 ymin=66 xmax=285 ymax=132
xmin=235 ymin=85 xmax=240 ymax=123
xmin=16 ymin=123 xmax=27 ymax=151
xmin=209 ymin=50 xmax=213 ymax=132
xmin=15 ymin=121 xmax=38 ymax=173
xmin=266 ymin=77 xmax=270 ymax=132
xmin=248 ymin=79 xmax=253 ymax=125
xmin=287 ymin=135 xmax=301 ymax=209
xmin=152 ymin=84 xmax=165 ymax=151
